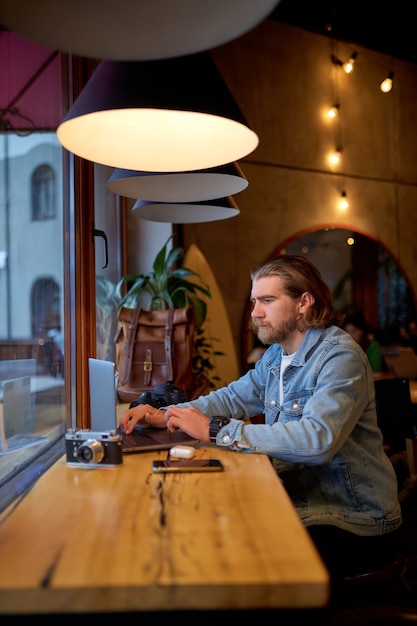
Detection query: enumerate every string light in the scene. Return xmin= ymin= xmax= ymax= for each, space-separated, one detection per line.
xmin=343 ymin=52 xmax=357 ymax=74
xmin=328 ymin=146 xmax=343 ymax=166
xmin=380 ymin=71 xmax=394 ymax=93
xmin=327 ymin=103 xmax=340 ymax=118
xmin=339 ymin=190 xmax=349 ymax=210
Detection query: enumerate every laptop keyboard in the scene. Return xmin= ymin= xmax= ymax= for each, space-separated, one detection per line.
xmin=122 ymin=428 xmax=161 ymax=449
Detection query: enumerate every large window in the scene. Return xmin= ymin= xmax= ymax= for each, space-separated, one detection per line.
xmin=0 ymin=31 xmax=66 ymax=510
xmin=0 ymin=131 xmax=65 ymax=507
xmin=0 ymin=34 xmax=126 ymax=510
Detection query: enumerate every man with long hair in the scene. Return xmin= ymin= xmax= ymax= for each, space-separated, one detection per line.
xmin=120 ymin=254 xmax=402 ymax=582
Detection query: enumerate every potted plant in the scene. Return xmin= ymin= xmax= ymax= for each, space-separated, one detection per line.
xmin=116 ymin=234 xmax=210 ymax=317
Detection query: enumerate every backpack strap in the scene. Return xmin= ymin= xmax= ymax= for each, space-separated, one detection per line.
xmin=164 ymin=308 xmax=175 ymax=382
xmin=119 ymin=306 xmax=142 ymax=385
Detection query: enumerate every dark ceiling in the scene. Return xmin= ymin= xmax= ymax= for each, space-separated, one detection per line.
xmin=268 ymin=0 xmax=417 ymax=65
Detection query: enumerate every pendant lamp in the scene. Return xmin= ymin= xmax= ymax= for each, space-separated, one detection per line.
xmin=132 ymin=196 xmax=240 ymax=223
xmin=56 ymin=54 xmax=259 ymax=172
xmin=0 ymin=1 xmax=282 ymax=60
xmin=106 ymin=162 xmax=248 ymax=202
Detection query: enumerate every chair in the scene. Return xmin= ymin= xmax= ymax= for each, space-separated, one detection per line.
xmin=328 ymin=379 xmax=417 ymax=609
xmin=331 ymin=552 xmax=408 ymax=607
xmin=374 ymin=377 xmax=417 ymax=499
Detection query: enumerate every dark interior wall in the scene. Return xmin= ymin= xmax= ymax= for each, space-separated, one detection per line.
xmin=182 ymin=20 xmax=417 ymax=369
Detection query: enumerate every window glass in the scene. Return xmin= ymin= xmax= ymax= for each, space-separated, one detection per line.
xmin=0 ymin=133 xmax=65 ymax=508
xmin=0 ymin=22 xmax=66 ymax=509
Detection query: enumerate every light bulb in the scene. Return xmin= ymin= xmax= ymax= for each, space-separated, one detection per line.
xmin=380 ymin=71 xmax=394 ymax=93
xmin=339 ymin=191 xmax=349 ymax=210
xmin=328 ymin=104 xmax=339 ymax=119
xmin=343 ymin=52 xmax=357 ymax=74
xmin=328 ymin=147 xmax=343 ymax=166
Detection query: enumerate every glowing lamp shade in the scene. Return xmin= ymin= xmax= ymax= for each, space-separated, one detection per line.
xmin=106 ymin=162 xmax=248 ymax=202
xmin=56 ymin=55 xmax=259 ymax=172
xmin=132 ymin=196 xmax=240 ymax=223
xmin=0 ymin=1 xmax=282 ymax=60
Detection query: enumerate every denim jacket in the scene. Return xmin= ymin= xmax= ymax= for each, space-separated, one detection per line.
xmin=181 ymin=325 xmax=402 ymax=535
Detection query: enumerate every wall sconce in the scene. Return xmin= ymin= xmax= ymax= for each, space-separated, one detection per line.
xmin=0 ymin=0 xmax=282 ymax=60
xmin=328 ymin=147 xmax=343 ymax=166
xmin=106 ymin=162 xmax=248 ymax=202
xmin=339 ymin=190 xmax=349 ymax=210
xmin=327 ymin=104 xmax=340 ymax=119
xmin=343 ymin=52 xmax=357 ymax=74
xmin=380 ymin=71 xmax=394 ymax=93
xmin=56 ymin=54 xmax=259 ymax=172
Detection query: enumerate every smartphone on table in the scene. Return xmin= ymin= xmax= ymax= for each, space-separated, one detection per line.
xmin=152 ymin=459 xmax=223 ymax=473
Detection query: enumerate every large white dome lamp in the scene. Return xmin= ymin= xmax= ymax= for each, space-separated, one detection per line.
xmin=0 ymin=1 xmax=282 ymax=60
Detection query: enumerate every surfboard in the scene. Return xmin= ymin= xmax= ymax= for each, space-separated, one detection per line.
xmin=183 ymin=243 xmax=240 ymax=388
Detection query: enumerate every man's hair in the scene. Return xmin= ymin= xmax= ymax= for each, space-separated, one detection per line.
xmin=251 ymin=254 xmax=343 ymax=329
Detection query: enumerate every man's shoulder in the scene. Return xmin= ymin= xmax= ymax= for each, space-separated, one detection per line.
xmin=309 ymin=324 xmax=360 ymax=350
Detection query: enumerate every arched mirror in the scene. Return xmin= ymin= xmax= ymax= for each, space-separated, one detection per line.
xmin=241 ymin=227 xmax=417 ymax=371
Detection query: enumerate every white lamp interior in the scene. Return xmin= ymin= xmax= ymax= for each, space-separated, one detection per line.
xmin=0 ymin=1 xmax=281 ymax=60
xmin=56 ymin=56 xmax=259 ymax=171
xmin=132 ymin=197 xmax=240 ymax=223
xmin=106 ymin=163 xmax=248 ymax=202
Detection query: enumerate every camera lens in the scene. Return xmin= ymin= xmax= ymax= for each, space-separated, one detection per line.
xmin=76 ymin=439 xmax=105 ymax=464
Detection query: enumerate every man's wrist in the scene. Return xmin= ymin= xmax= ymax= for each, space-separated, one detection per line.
xmin=209 ymin=416 xmax=231 ymax=443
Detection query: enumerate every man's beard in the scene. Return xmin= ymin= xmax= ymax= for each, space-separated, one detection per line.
xmin=254 ymin=313 xmax=299 ymax=345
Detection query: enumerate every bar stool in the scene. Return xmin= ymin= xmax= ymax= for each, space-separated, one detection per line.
xmin=331 ymin=550 xmax=409 ymax=608
xmin=322 ymin=604 xmax=417 ymax=626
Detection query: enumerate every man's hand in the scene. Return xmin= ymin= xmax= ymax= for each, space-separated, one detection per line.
xmin=165 ymin=406 xmax=210 ymax=442
xmin=118 ymin=404 xmax=167 ymax=434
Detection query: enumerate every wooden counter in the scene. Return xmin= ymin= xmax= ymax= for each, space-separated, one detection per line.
xmin=0 ymin=445 xmax=329 ymax=614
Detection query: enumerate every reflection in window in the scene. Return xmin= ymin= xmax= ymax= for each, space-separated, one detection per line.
xmin=0 ymin=135 xmax=65 ymax=511
xmin=31 ymin=164 xmax=56 ymax=220
xmin=32 ymin=278 xmax=64 ymax=378
xmin=32 ymin=278 xmax=61 ymax=336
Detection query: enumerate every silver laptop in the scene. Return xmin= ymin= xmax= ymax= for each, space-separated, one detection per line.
xmin=381 ymin=346 xmax=417 ymax=380
xmin=88 ymin=358 xmax=198 ymax=453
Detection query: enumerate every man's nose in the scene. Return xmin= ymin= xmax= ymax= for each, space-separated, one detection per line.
xmin=251 ymin=302 xmax=262 ymax=317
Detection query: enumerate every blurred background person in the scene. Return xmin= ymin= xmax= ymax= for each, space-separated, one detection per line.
xmin=399 ymin=319 xmax=417 ymax=354
xmin=343 ymin=311 xmax=384 ymax=374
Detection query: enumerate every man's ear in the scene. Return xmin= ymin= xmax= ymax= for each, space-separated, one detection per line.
xmin=299 ymin=291 xmax=315 ymax=312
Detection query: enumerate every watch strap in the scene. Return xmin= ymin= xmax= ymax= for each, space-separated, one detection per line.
xmin=209 ymin=416 xmax=231 ymax=443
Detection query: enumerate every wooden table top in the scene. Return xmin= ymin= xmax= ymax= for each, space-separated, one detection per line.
xmin=0 ymin=444 xmax=329 ymax=614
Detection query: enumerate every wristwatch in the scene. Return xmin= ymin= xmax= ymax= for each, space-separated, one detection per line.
xmin=209 ymin=416 xmax=231 ymax=443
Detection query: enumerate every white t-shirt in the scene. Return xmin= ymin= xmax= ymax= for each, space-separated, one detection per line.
xmin=280 ymin=352 xmax=295 ymax=403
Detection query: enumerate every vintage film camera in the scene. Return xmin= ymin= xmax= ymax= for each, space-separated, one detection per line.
xmin=129 ymin=380 xmax=187 ymax=409
xmin=65 ymin=428 xmax=123 ymax=467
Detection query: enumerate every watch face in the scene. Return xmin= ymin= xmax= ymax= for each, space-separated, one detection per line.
xmin=212 ymin=416 xmax=230 ymax=424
